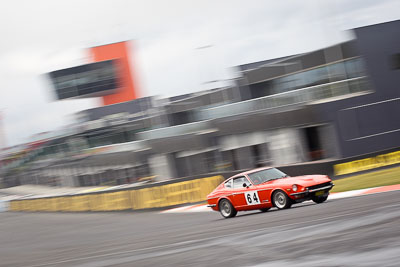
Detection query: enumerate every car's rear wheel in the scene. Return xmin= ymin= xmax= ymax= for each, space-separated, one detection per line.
xmin=312 ymin=195 xmax=328 ymax=204
xmin=272 ymin=190 xmax=292 ymax=209
xmin=219 ymin=199 xmax=237 ymax=218
xmin=259 ymin=208 xmax=270 ymax=212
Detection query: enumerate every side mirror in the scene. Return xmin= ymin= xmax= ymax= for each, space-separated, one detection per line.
xmin=243 ymin=183 xmax=249 ymax=188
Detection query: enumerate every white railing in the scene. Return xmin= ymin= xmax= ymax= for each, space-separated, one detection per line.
xmin=199 ymin=77 xmax=369 ymax=120
xmin=137 ymin=120 xmax=211 ymax=140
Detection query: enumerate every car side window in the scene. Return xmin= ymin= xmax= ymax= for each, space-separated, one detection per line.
xmin=233 ymin=176 xmax=251 ymax=189
xmin=224 ymin=179 xmax=232 ymax=188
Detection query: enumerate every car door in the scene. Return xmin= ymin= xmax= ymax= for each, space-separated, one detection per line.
xmin=246 ymin=172 xmax=275 ymax=207
xmin=232 ymin=176 xmax=262 ymax=209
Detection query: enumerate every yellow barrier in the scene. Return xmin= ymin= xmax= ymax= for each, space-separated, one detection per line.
xmin=9 ymin=175 xmax=224 ymax=212
xmin=334 ymin=150 xmax=400 ymax=176
xmin=131 ymin=175 xmax=222 ymax=209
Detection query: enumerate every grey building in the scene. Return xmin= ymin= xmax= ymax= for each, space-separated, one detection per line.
xmin=1 ymin=20 xmax=399 ymax=187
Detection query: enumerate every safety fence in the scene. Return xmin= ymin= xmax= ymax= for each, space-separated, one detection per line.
xmin=9 ymin=175 xmax=223 ymax=212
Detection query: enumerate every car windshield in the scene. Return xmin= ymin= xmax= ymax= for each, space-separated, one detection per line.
xmin=248 ymin=168 xmax=288 ymax=185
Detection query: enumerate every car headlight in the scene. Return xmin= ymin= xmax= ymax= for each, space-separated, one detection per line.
xmin=292 ymin=184 xmax=298 ymax=192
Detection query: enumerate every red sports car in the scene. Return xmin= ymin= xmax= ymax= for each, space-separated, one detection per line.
xmin=207 ymin=167 xmax=334 ymax=218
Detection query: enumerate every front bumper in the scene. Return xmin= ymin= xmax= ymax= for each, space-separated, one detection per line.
xmin=290 ymin=184 xmax=334 ymax=196
xmin=289 ymin=183 xmax=334 ymax=202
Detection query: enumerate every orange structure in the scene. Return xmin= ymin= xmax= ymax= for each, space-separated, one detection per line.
xmin=90 ymin=41 xmax=139 ymax=106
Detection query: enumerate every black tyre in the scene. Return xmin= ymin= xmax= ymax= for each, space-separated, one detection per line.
xmin=272 ymin=190 xmax=292 ymax=209
xmin=259 ymin=208 xmax=271 ymax=212
xmin=312 ymin=195 xmax=328 ymax=204
xmin=219 ymin=199 xmax=237 ymax=218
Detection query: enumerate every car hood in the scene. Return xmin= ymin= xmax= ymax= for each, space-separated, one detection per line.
xmin=260 ymin=175 xmax=331 ymax=187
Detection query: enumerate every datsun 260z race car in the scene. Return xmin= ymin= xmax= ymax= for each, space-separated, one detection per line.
xmin=207 ymin=167 xmax=334 ymax=218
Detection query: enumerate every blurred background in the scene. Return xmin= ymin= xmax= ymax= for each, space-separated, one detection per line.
xmin=1 ymin=1 xmax=400 ymax=266
xmin=0 ymin=0 xmax=399 ymax=189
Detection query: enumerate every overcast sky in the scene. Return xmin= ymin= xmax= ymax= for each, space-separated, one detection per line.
xmin=0 ymin=0 xmax=399 ymax=147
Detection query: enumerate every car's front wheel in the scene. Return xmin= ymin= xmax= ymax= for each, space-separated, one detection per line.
xmin=219 ymin=199 xmax=237 ymax=218
xmin=272 ymin=190 xmax=292 ymax=209
xmin=312 ymin=195 xmax=328 ymax=204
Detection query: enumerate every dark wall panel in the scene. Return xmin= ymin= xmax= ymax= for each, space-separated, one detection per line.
xmin=311 ymin=20 xmax=400 ymax=158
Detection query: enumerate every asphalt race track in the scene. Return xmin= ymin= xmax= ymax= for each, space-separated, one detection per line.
xmin=1 ymin=191 xmax=400 ymax=267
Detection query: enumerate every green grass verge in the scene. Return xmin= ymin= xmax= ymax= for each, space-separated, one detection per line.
xmin=331 ymin=165 xmax=400 ymax=193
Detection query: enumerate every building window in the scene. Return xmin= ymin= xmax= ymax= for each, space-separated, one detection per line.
xmin=391 ymin=53 xmax=400 ymax=70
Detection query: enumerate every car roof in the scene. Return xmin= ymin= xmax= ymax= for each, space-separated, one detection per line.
xmin=229 ymin=166 xmax=273 ymax=179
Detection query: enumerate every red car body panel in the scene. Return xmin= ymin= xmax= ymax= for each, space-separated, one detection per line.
xmin=207 ymin=167 xmax=333 ymax=213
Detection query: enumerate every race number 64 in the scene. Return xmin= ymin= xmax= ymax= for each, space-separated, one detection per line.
xmin=245 ymin=191 xmax=260 ymax=205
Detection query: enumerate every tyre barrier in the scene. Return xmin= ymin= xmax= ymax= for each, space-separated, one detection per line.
xmin=8 ymin=175 xmax=224 ymax=212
